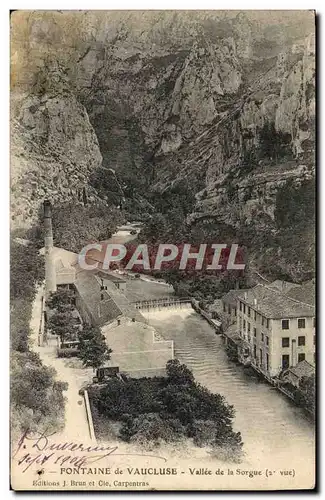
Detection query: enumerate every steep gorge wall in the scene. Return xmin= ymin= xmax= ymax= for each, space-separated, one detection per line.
xmin=10 ymin=11 xmax=315 ymax=247
xmin=152 ymin=34 xmax=315 ymax=232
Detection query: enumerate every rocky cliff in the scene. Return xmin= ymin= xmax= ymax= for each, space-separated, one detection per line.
xmin=11 ymin=57 xmax=102 ymax=228
xmin=10 ymin=11 xmax=315 ymax=278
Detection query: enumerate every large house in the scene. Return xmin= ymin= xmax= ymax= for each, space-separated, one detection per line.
xmin=223 ymin=280 xmax=315 ymax=379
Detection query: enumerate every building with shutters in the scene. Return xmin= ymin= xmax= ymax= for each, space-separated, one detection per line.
xmin=222 ymin=280 xmax=315 ymax=379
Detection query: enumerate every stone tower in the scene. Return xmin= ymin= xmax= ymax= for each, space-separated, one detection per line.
xmin=44 ymin=200 xmax=56 ymax=298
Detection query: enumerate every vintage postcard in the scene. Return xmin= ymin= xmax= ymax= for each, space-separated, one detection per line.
xmin=10 ymin=10 xmax=316 ymax=491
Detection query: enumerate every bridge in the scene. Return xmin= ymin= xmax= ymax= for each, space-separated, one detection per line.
xmin=131 ymin=297 xmax=192 ymax=311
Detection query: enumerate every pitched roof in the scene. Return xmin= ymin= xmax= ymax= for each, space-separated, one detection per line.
xmin=222 ymin=289 xmax=249 ymax=307
xmin=75 ymin=270 xmax=123 ymax=327
xmin=287 ymin=360 xmax=315 ymax=379
xmin=94 ymin=275 xmax=145 ymax=323
xmin=239 ymin=284 xmax=315 ymax=319
xmin=74 ymin=267 xmax=147 ymax=327
xmin=269 ymin=280 xmax=301 ymax=293
xmin=286 ymin=281 xmax=315 ymax=307
xmin=224 ymin=324 xmax=246 ymax=347
xmin=40 ymin=246 xmax=78 ymax=267
xmin=96 ymin=269 xmax=127 ymax=284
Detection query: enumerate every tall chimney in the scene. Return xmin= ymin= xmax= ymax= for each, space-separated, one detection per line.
xmin=44 ymin=200 xmax=56 ymax=298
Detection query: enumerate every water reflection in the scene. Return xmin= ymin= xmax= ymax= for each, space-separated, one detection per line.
xmin=147 ymin=309 xmax=315 ymax=470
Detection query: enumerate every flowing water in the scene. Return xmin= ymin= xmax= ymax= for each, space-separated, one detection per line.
xmin=109 ymin=226 xmax=315 ymax=476
xmin=146 ymin=308 xmax=315 ymax=471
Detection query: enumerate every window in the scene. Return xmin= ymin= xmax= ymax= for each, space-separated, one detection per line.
xmin=282 ymin=354 xmax=290 ymax=369
xmin=266 ymin=353 xmax=269 ymax=371
xmin=266 ymin=319 xmax=270 ymax=329
xmin=298 ymin=318 xmax=306 ymax=329
xmin=223 ymin=303 xmax=226 ymax=312
xmin=261 ymin=333 xmax=264 ymax=342
xmin=282 ymin=319 xmax=290 ymax=330
xmin=248 ymin=307 xmax=251 ymax=317
xmin=254 ymin=311 xmax=257 ymax=321
xmin=254 ymin=327 xmax=257 ymax=338
xmin=228 ymin=305 xmax=231 ymax=314
xmin=239 ymin=302 xmax=242 ymax=312
xmin=282 ymin=337 xmax=290 ymax=348
xmin=260 ymin=349 xmax=263 ymax=365
xmin=248 ymin=322 xmax=251 ymax=333
xmin=254 ymin=345 xmax=257 ymax=358
xmin=243 ymin=319 xmax=246 ymax=329
xmin=234 ymin=308 xmax=237 ymax=317
xmin=261 ymin=316 xmax=264 ymax=326
xmin=298 ymin=353 xmax=305 ymax=363
xmin=243 ymin=304 xmax=246 ymax=314
xmin=298 ymin=336 xmax=305 ymax=346
xmin=266 ymin=336 xmax=269 ymax=346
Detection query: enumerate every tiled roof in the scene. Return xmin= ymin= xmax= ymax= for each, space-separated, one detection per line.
xmin=269 ymin=280 xmax=301 ymax=293
xmin=75 ymin=270 xmax=122 ymax=327
xmin=224 ymin=324 xmax=246 ymax=347
xmin=239 ymin=284 xmax=315 ymax=319
xmin=94 ymin=275 xmax=145 ymax=323
xmin=222 ymin=289 xmax=249 ymax=307
xmin=287 ymin=360 xmax=315 ymax=379
xmin=286 ymin=281 xmax=315 ymax=307
xmin=224 ymin=323 xmax=238 ymax=337
xmin=96 ymin=269 xmax=127 ymax=284
xmin=74 ymin=267 xmax=147 ymax=327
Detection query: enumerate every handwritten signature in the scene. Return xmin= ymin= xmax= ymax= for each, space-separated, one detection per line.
xmin=13 ymin=429 xmax=167 ymax=473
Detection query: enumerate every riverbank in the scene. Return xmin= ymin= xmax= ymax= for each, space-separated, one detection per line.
xmin=146 ymin=307 xmax=315 ymax=478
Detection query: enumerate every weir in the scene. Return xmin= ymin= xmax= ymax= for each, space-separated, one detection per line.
xmin=131 ymin=297 xmax=192 ymax=312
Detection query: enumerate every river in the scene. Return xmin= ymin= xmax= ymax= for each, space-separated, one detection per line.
xmin=146 ymin=308 xmax=315 ymax=475
xmin=109 ymin=225 xmax=315 ymax=480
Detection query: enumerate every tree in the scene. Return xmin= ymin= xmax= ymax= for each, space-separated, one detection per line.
xmin=166 ymin=359 xmax=195 ymax=385
xmin=259 ymin=122 xmax=291 ymax=162
xmin=11 ymin=343 xmax=68 ymax=439
xmin=10 ymin=227 xmax=67 ymax=440
xmin=120 ymin=413 xmax=185 ymax=445
xmin=46 ymin=289 xmax=79 ymax=340
xmin=10 ymin=238 xmax=44 ymax=301
xmin=138 ymin=213 xmax=168 ymax=244
xmin=52 ymin=202 xmax=124 ymax=253
xmin=92 ymin=359 xmax=243 ymax=460
xmin=47 ymin=311 xmax=80 ymax=340
xmin=46 ymin=289 xmax=75 ymax=313
xmin=78 ymin=325 xmax=112 ymax=370
xmin=297 ymin=375 xmax=315 ymax=417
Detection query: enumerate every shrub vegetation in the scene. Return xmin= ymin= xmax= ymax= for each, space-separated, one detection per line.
xmin=91 ymin=359 xmax=243 ymax=461
xmin=10 ymin=235 xmax=67 ymax=440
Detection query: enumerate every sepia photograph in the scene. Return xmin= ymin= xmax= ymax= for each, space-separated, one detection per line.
xmin=10 ymin=9 xmax=316 ymax=491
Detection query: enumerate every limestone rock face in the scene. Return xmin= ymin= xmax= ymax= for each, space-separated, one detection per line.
xmin=190 ymin=35 xmax=316 ymax=230
xmin=11 ymin=10 xmax=315 ymax=245
xmin=11 ymin=62 xmax=102 ymax=228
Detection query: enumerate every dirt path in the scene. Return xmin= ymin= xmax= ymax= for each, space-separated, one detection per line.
xmin=29 ymin=285 xmax=93 ymax=441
